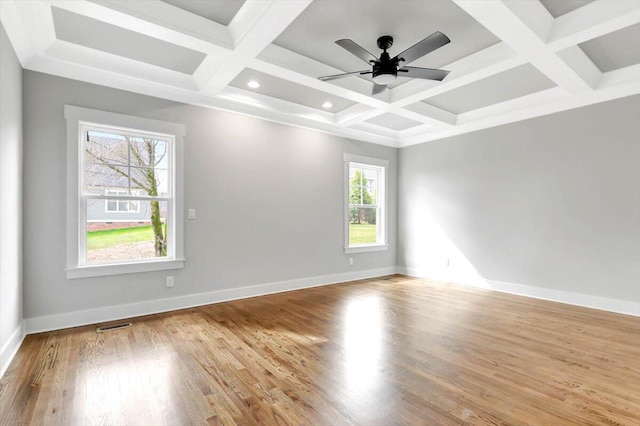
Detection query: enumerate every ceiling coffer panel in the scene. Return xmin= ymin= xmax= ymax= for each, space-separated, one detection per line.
xmin=229 ymin=68 xmax=357 ymax=113
xmin=52 ymin=6 xmax=207 ymax=74
xmin=539 ymin=0 xmax=595 ymax=18
xmin=423 ymin=64 xmax=556 ymax=114
xmin=366 ymin=113 xmax=422 ymax=131
xmin=579 ymin=23 xmax=640 ymax=73
xmin=161 ymin=0 xmax=245 ymax=26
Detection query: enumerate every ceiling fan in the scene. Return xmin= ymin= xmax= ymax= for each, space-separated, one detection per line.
xmin=318 ymin=32 xmax=451 ymax=95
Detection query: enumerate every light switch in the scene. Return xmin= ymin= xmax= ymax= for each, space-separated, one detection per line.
xmin=188 ymin=208 xmax=196 ymax=220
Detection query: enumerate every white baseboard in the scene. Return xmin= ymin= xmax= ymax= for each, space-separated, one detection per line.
xmin=24 ymin=267 xmax=397 ymax=334
xmin=22 ymin=264 xmax=639 ymax=336
xmin=397 ymin=266 xmax=640 ymax=317
xmin=0 ymin=322 xmax=26 ymax=380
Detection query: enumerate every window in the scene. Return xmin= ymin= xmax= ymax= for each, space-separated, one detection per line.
xmin=344 ymin=154 xmax=388 ymax=253
xmin=105 ymin=190 xmax=140 ymax=213
xmin=65 ymin=106 xmax=185 ymax=278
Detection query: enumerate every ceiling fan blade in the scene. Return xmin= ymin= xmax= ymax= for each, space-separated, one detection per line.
xmin=318 ymin=70 xmax=372 ymax=81
xmin=392 ymin=31 xmax=450 ymax=66
xmin=398 ymin=66 xmax=450 ymax=81
xmin=372 ymin=84 xmax=386 ymax=95
xmin=335 ymin=39 xmax=378 ymax=65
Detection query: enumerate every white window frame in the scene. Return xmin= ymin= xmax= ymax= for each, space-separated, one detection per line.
xmin=65 ymin=105 xmax=185 ymax=278
xmin=105 ymin=189 xmax=141 ymax=213
xmin=344 ymin=154 xmax=388 ymax=254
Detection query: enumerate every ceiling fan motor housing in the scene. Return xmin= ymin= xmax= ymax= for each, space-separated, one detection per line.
xmin=372 ymin=59 xmax=398 ymax=85
xmin=373 ymin=37 xmax=399 ymax=85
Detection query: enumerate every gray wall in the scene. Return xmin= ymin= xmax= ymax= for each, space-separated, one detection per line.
xmin=22 ymin=71 xmax=397 ymax=319
xmin=0 ymin=24 xmax=23 ymax=353
xmin=398 ymin=95 xmax=640 ymax=302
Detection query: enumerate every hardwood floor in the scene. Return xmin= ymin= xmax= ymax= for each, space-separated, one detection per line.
xmin=1 ymin=275 xmax=639 ymax=425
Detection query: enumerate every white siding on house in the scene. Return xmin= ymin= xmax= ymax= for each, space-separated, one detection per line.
xmin=87 ymin=198 xmax=150 ymax=223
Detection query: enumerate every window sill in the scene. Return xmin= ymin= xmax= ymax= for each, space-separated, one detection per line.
xmin=344 ymin=244 xmax=388 ymax=254
xmin=67 ymin=258 xmax=185 ymax=279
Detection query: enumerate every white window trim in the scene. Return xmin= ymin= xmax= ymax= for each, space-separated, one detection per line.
xmin=65 ymin=105 xmax=185 ymax=279
xmin=344 ymin=154 xmax=389 ymax=254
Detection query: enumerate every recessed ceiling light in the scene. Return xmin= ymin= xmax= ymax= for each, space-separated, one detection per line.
xmin=247 ymin=80 xmax=260 ymax=89
xmin=322 ymin=101 xmax=333 ymax=109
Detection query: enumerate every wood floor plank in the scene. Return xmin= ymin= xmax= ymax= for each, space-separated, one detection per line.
xmin=1 ymin=275 xmax=639 ymax=425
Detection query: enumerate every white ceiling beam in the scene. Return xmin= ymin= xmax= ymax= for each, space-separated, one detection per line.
xmin=13 ymin=0 xmax=56 ymax=59
xmin=348 ymin=123 xmax=400 ymax=140
xmin=219 ymin=86 xmax=334 ymax=123
xmin=598 ymin=64 xmax=640 ymax=91
xmin=0 ymin=0 xmax=37 ymax=65
xmin=389 ymin=106 xmax=454 ymax=128
xmin=403 ymin=103 xmax=457 ymax=126
xmin=228 ymin=1 xmax=310 ymax=52
xmin=556 ymin=45 xmax=602 ymax=89
xmin=250 ymin=58 xmax=389 ymax=108
xmin=197 ymin=0 xmax=312 ymax=96
xmin=454 ymin=0 xmax=597 ymax=93
xmin=192 ymin=56 xmax=224 ymax=90
xmin=335 ymin=104 xmax=377 ymax=126
xmin=335 ymin=103 xmax=451 ymax=129
xmin=547 ymin=0 xmax=640 ymax=51
xmin=254 ymin=44 xmax=380 ymax=100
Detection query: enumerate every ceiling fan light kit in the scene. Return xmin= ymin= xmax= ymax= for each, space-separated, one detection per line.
xmin=319 ymin=32 xmax=452 ymax=95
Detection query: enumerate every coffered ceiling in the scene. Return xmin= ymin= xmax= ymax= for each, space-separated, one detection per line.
xmin=1 ymin=0 xmax=638 ymax=147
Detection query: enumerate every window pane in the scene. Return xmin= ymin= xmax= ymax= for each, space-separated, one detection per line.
xmin=349 ymin=207 xmax=377 ymax=245
xmin=85 ymin=164 xmax=129 ymax=195
xmin=349 ymin=183 xmax=372 ymax=206
xmin=86 ymin=199 xmax=168 ymax=264
xmin=364 ymin=169 xmax=378 ymax=204
xmin=86 ymin=131 xmax=128 ymax=166
xmin=105 ymin=199 xmax=117 ymax=212
xmin=130 ymin=167 xmax=169 ymax=197
xmin=129 ymin=137 xmax=169 ymax=168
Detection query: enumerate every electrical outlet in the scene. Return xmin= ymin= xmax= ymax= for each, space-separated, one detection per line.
xmin=349 ymin=257 xmax=354 ymax=265
xmin=166 ymin=276 xmax=174 ymax=287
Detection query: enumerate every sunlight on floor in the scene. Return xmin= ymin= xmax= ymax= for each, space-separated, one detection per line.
xmin=343 ymin=296 xmax=383 ymax=392
xmin=79 ymin=354 xmax=173 ymax=424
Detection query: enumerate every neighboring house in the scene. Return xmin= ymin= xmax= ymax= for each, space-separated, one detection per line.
xmin=86 ymin=174 xmax=157 ymax=231
xmin=87 ymin=189 xmax=149 ymax=224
